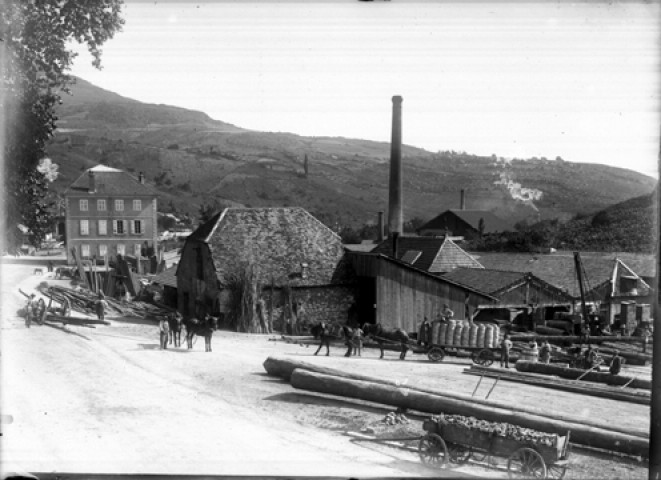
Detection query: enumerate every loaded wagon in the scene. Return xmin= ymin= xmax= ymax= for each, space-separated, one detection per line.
xmin=419 ymin=414 xmax=571 ymax=479
xmin=421 ymin=319 xmax=503 ymax=366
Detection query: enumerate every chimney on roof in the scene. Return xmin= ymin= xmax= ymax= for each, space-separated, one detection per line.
xmin=88 ymin=170 xmax=96 ymax=193
xmin=460 ymin=189 xmax=466 ymax=210
xmin=388 ymin=95 xmax=403 ymax=237
xmin=138 ymin=172 xmax=145 ymax=184
xmin=377 ymin=211 xmax=385 ymax=243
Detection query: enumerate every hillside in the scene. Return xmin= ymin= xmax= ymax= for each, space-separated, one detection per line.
xmin=47 ymin=77 xmax=657 ymax=230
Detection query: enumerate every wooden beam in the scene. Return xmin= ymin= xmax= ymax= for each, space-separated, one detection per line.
xmin=515 ymin=361 xmax=651 ymax=390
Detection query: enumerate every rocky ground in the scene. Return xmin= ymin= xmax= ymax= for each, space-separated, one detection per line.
xmin=0 ymin=263 xmax=650 ymax=479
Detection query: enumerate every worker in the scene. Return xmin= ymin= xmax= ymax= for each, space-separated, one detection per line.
xmin=95 ymin=292 xmax=108 ymax=322
xmin=529 ymin=341 xmax=539 ymax=362
xmin=159 ymin=316 xmax=170 ymax=350
xmin=351 ymin=326 xmax=364 ymax=356
xmin=539 ymin=340 xmax=552 ymax=364
xmin=500 ymin=334 xmax=513 ymax=368
xmin=441 ymin=304 xmax=454 ymax=322
xmin=580 ymin=323 xmax=590 ymax=345
xmin=61 ymin=296 xmax=71 ymax=317
xmin=25 ymin=293 xmax=36 ymax=328
xmin=418 ymin=316 xmax=431 ymax=347
xmin=609 ymin=350 xmax=624 ymax=375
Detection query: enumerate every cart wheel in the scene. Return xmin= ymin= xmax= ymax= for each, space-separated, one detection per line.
xmin=473 ymin=349 xmax=494 ymax=367
xmin=418 ymin=433 xmax=448 ymax=466
xmin=447 ymin=443 xmax=472 ymax=464
xmin=427 ymin=347 xmax=445 ymax=363
xmin=547 ymin=463 xmax=567 ymax=480
xmin=507 ymin=447 xmax=547 ymax=479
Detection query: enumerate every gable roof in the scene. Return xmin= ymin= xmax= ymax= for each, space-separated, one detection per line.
xmin=372 ymin=236 xmax=483 ymax=273
xmin=189 ymin=207 xmax=350 ymax=287
xmin=473 ymin=251 xmax=654 ymax=299
xmin=65 ymin=164 xmax=158 ymax=196
xmin=419 ymin=209 xmax=514 ymax=234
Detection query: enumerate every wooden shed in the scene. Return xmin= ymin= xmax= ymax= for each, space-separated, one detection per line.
xmin=347 ymin=252 xmax=496 ymax=333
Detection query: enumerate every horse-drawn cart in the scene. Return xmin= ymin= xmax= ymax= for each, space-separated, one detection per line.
xmin=423 ymin=343 xmax=499 ymax=366
xmin=419 ymin=415 xmax=571 ymax=479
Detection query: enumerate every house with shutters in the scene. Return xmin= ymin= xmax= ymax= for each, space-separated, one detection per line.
xmin=64 ymin=165 xmax=158 ymax=264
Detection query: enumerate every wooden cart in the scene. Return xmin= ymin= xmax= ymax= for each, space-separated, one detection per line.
xmin=419 ymin=418 xmax=571 ymax=479
xmin=423 ymin=343 xmax=499 ymax=366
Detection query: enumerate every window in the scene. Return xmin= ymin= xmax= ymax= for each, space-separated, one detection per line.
xmin=134 ymin=243 xmax=142 ymax=256
xmin=79 ymin=199 xmax=88 ymax=211
xmin=99 ymin=244 xmax=107 ymax=257
xmin=117 ymin=244 xmax=125 ymax=255
xmin=81 ymin=244 xmax=90 ymax=257
xmin=98 ymin=220 xmax=107 ymax=235
xmin=97 ymin=199 xmax=106 ymax=211
xmin=113 ymin=220 xmax=126 ymax=235
xmin=115 ymin=199 xmax=124 ymax=211
xmin=80 ymin=220 xmax=89 ymax=235
xmin=132 ymin=220 xmax=142 ymax=235
xmin=133 ymin=199 xmax=142 ymax=211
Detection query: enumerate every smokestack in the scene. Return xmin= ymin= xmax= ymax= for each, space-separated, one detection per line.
xmin=138 ymin=172 xmax=145 ymax=184
xmin=377 ymin=211 xmax=385 ymax=243
xmin=392 ymin=231 xmax=400 ymax=259
xmin=460 ymin=189 xmax=466 ymax=210
xmin=388 ymin=95 xmax=403 ymax=236
xmin=88 ymin=170 xmax=96 ymax=193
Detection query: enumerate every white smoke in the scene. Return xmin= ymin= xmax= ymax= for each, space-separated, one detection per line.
xmin=37 ymin=157 xmax=59 ymax=182
xmin=494 ymin=171 xmax=543 ymax=211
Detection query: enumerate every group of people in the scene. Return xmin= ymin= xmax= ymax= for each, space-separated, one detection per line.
xmin=417 ymin=304 xmax=455 ymax=347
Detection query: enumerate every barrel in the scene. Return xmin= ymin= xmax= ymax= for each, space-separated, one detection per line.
xmin=445 ymin=320 xmax=457 ymax=345
xmin=452 ymin=322 xmax=464 ymax=345
xmin=460 ymin=322 xmax=471 ymax=347
xmin=438 ymin=322 xmax=448 ymax=345
xmin=431 ymin=321 xmax=440 ymax=345
xmin=469 ymin=324 xmax=479 ymax=347
xmin=477 ymin=324 xmax=486 ymax=348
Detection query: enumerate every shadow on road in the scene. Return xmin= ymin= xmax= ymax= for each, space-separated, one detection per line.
xmin=264 ymin=391 xmax=389 ymax=415
xmin=42 ymin=321 xmax=91 ymax=341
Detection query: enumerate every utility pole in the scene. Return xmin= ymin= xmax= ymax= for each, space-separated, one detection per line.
xmin=649 ymin=141 xmax=660 ymax=480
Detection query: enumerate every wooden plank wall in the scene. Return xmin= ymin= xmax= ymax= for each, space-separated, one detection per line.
xmin=350 ymin=254 xmax=493 ymax=332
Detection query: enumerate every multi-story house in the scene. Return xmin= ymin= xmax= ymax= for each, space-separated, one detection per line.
xmin=64 ymin=165 xmax=158 ymax=264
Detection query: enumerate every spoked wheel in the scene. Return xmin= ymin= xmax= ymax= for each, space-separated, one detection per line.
xmin=473 ymin=349 xmax=495 ymax=367
xmin=447 ymin=443 xmax=472 ymax=464
xmin=427 ymin=347 xmax=445 ymax=363
xmin=418 ymin=433 xmax=449 ymax=467
xmin=507 ymin=447 xmax=547 ymax=479
xmin=546 ymin=463 xmax=567 ymax=480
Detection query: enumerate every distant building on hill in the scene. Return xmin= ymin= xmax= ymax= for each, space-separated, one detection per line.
xmin=417 ymin=209 xmax=514 ymax=239
xmin=64 ymin=165 xmax=158 ymax=264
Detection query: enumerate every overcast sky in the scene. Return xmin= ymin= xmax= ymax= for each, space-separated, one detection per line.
xmin=70 ymin=0 xmax=660 ymax=178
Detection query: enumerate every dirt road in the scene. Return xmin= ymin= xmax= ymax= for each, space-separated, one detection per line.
xmin=1 ymin=263 xmax=650 ymax=479
xmin=0 ymin=264 xmax=464 ymax=477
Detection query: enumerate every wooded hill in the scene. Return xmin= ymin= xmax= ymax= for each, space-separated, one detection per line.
xmin=47 ymin=77 xmax=656 ymax=238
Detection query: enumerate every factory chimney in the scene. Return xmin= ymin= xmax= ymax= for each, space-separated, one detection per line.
xmin=88 ymin=170 xmax=96 ymax=193
xmin=460 ymin=189 xmax=466 ymax=210
xmin=377 ymin=211 xmax=385 ymax=243
xmin=138 ymin=172 xmax=145 ymax=184
xmin=388 ymin=95 xmax=403 ymax=237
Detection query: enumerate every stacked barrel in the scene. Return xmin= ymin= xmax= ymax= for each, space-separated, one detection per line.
xmin=433 ymin=320 xmax=500 ymax=348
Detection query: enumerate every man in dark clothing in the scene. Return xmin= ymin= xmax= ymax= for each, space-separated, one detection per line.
xmin=610 ymin=350 xmax=624 ymax=375
xmin=500 ymin=334 xmax=512 ymax=368
xmin=418 ymin=317 xmax=432 ymax=347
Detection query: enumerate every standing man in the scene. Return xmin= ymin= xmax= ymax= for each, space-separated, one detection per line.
xmin=539 ymin=340 xmax=552 ymax=364
xmin=418 ymin=316 xmax=432 ymax=347
xmin=95 ymin=292 xmax=108 ymax=322
xmin=159 ymin=316 xmax=170 ymax=350
xmin=500 ymin=334 xmax=513 ymax=368
xmin=25 ymin=293 xmax=36 ymax=328
xmin=609 ymin=350 xmax=624 ymax=375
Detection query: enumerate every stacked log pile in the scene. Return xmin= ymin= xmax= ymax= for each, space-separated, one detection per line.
xmin=39 ymin=285 xmax=173 ymax=320
xmin=515 ymin=361 xmax=651 ymax=390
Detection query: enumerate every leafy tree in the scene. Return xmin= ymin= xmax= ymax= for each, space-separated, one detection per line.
xmin=1 ymin=0 xmax=125 ymax=249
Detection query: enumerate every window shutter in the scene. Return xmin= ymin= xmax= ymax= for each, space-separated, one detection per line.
xmin=112 ymin=220 xmax=118 ymax=235
xmin=123 ymin=220 xmax=128 ymax=235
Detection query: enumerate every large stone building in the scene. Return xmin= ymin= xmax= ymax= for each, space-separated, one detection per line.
xmin=64 ymin=165 xmax=158 ymax=264
xmin=176 ymin=207 xmax=355 ymax=328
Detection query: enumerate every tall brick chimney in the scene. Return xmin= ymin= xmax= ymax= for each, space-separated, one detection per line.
xmin=460 ymin=189 xmax=466 ymax=210
xmin=388 ymin=95 xmax=403 ymax=237
xmin=88 ymin=170 xmax=96 ymax=193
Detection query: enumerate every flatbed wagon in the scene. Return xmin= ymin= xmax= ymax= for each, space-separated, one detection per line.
xmin=419 ymin=416 xmax=571 ymax=479
xmin=421 ymin=343 xmax=500 ymax=366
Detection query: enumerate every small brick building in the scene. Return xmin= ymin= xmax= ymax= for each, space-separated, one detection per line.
xmin=176 ymin=207 xmax=355 ymax=330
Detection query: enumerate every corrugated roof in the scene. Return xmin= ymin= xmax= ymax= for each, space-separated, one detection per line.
xmin=65 ymin=165 xmax=158 ymax=196
xmin=188 ymin=207 xmax=351 ymax=287
xmin=400 ymin=250 xmax=422 ymax=264
xmin=152 ymin=265 xmax=177 ymax=288
xmin=419 ymin=209 xmax=514 ymax=234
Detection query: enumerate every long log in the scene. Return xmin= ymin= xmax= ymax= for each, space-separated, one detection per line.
xmin=290 ymin=369 xmax=649 ymax=458
xmin=263 ymin=356 xmax=648 ymax=438
xmin=515 ymin=361 xmax=651 ymax=390
xmin=45 ymin=314 xmax=110 ymax=326
xmin=510 ymin=335 xmax=647 ymax=344
xmin=465 ymin=366 xmax=650 ymax=406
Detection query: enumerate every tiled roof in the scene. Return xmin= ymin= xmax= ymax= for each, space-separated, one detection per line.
xmin=419 ymin=209 xmax=514 ymax=234
xmin=472 ymin=251 xmax=655 ymax=299
xmin=192 ymin=207 xmax=351 ymax=287
xmin=152 ymin=265 xmax=177 ymax=288
xmin=371 ymin=236 xmax=483 ymax=273
xmin=443 ymin=268 xmax=527 ymax=295
xmin=65 ymin=165 xmax=158 ymax=196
